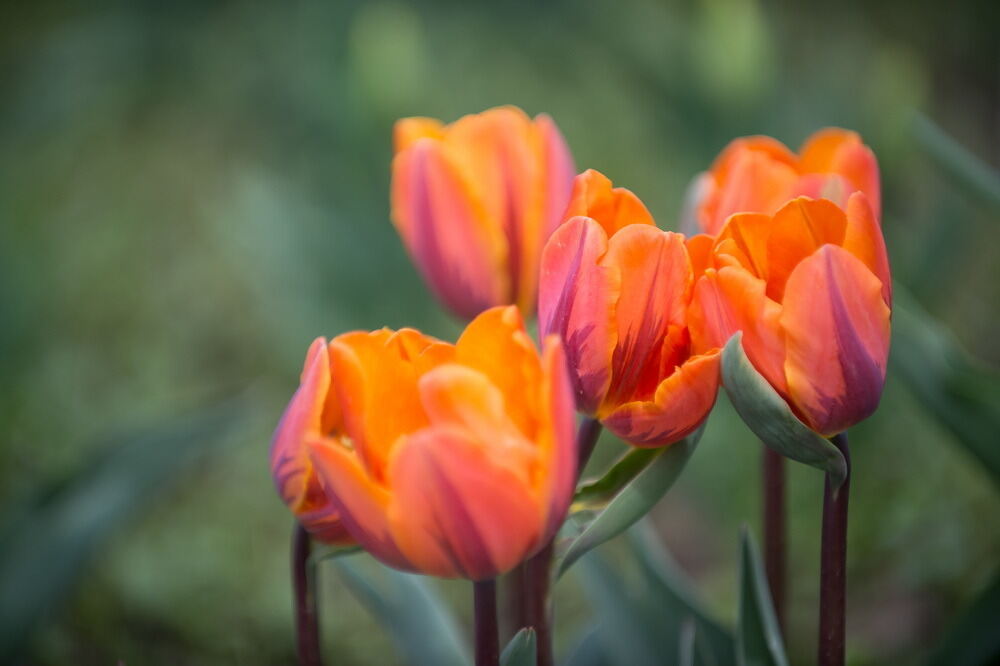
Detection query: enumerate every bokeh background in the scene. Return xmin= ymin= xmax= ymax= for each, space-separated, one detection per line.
xmin=2 ymin=1 xmax=998 ymax=664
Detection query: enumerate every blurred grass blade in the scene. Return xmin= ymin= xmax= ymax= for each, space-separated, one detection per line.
xmin=679 ymin=618 xmax=696 ymax=666
xmin=558 ymin=427 xmax=704 ymax=578
xmin=925 ymin=572 xmax=1000 ymax=666
xmin=0 ymin=392 xmax=250 ymax=663
xmin=911 ymin=112 xmax=1000 ymax=212
xmin=563 ymin=625 xmax=608 ymax=666
xmin=891 ymin=288 xmax=1000 ymax=485
xmin=628 ymin=522 xmax=735 ymax=666
xmin=334 ymin=557 xmax=470 ymax=666
xmin=737 ymin=527 xmax=788 ymax=666
xmin=501 ymin=627 xmax=537 ymax=666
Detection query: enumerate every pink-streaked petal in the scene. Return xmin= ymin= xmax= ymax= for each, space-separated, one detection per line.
xmin=781 ymin=245 xmax=891 ymax=435
xmin=537 ymin=337 xmax=577 ymax=536
xmin=536 ymin=113 xmax=577 ymax=237
xmin=387 ymin=425 xmax=543 ymax=580
xmin=538 ymin=217 xmax=619 ymax=413
xmin=603 ymin=349 xmax=721 ymax=447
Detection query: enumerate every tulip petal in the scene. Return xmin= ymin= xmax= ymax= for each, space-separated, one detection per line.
xmin=537 ymin=337 xmax=577 ymax=535
xmin=766 ymin=197 xmax=848 ymax=301
xmin=601 ymin=227 xmax=691 ymax=408
xmin=394 ymin=117 xmax=445 ymax=152
xmin=703 ymin=149 xmax=799 ymax=235
xmin=387 ymin=424 xmax=542 ymax=579
xmin=799 ymin=128 xmax=881 ymax=218
xmin=781 ymin=245 xmax=891 ymax=435
xmin=309 ymin=438 xmax=412 ymax=569
xmin=603 ymin=349 xmax=721 ymax=447
xmin=538 ymin=217 xmax=619 ymax=413
xmin=843 ymin=192 xmax=891 ymax=306
xmin=563 ymin=169 xmax=656 ymax=237
xmin=391 ymin=140 xmax=506 ymax=318
xmin=537 ymin=113 xmax=577 ymax=236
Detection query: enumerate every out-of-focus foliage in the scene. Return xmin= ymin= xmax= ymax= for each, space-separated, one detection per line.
xmin=0 ymin=1 xmax=997 ymax=665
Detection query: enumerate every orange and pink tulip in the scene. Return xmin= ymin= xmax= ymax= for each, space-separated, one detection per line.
xmin=539 ymin=169 xmax=721 ymax=447
xmin=688 ymin=194 xmax=891 ymax=436
xmin=391 ymin=106 xmax=575 ymax=319
xmin=271 ymin=306 xmax=577 ymax=580
xmin=695 ymin=129 xmax=880 ymax=236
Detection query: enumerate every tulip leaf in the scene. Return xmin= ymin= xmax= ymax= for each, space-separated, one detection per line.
xmin=737 ymin=527 xmax=789 ymax=666
xmin=574 ymin=447 xmax=661 ymax=511
xmin=925 ymin=571 xmax=1000 ymax=666
xmin=334 ymin=556 xmax=470 ymax=666
xmin=0 ymin=393 xmax=250 ymax=664
xmin=721 ymin=333 xmax=847 ymax=486
xmin=558 ymin=427 xmax=704 ymax=578
xmin=501 ymin=628 xmax=537 ymax=666
xmin=891 ymin=289 xmax=1000 ymax=486
xmin=563 ymin=625 xmax=608 ymax=666
xmin=911 ymin=112 xmax=1000 ymax=213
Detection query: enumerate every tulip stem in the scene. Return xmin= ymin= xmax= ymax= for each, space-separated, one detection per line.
xmin=818 ymin=432 xmax=851 ymax=666
xmin=474 ymin=579 xmax=500 ymax=666
xmin=761 ymin=444 xmax=787 ymax=632
xmin=292 ymin=523 xmax=323 ymax=666
xmin=576 ymin=417 xmax=603 ymax=475
xmin=523 ymin=542 xmax=555 ymax=666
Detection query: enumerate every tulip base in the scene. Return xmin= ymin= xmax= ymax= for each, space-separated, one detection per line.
xmin=474 ymin=579 xmax=500 ymax=666
xmin=292 ymin=523 xmax=322 ymax=666
xmin=818 ymin=432 xmax=851 ymax=666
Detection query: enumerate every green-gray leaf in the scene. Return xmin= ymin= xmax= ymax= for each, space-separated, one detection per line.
xmin=558 ymin=427 xmax=704 ymax=577
xmin=501 ymin=628 xmax=537 ymax=666
xmin=737 ymin=527 xmax=789 ymax=666
xmin=334 ymin=556 xmax=470 ymax=666
xmin=721 ymin=333 xmax=847 ymax=486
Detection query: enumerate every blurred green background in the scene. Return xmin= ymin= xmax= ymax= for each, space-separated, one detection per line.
xmin=1 ymin=1 xmax=998 ymax=664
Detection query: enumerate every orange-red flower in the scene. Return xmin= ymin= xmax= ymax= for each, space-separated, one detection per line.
xmin=539 ymin=170 xmax=721 ymax=447
xmin=689 ymin=194 xmax=891 ymax=436
xmin=272 ymin=306 xmax=576 ymax=580
xmin=695 ymin=129 xmax=880 ymax=236
xmin=391 ymin=106 xmax=575 ymax=319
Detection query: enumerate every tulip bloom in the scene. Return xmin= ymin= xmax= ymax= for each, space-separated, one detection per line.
xmin=391 ymin=106 xmax=576 ymax=319
xmin=272 ymin=306 xmax=576 ymax=580
xmin=696 ymin=129 xmax=880 ymax=236
xmin=689 ymin=194 xmax=891 ymax=436
xmin=539 ymin=169 xmax=721 ymax=447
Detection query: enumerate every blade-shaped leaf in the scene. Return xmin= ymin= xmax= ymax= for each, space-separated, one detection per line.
xmin=501 ymin=628 xmax=537 ymax=666
xmin=721 ymin=333 xmax=847 ymax=486
xmin=925 ymin=572 xmax=1000 ymax=666
xmin=0 ymin=392 xmax=250 ymax=663
xmin=563 ymin=624 xmax=609 ymax=666
xmin=737 ymin=527 xmax=789 ymax=666
xmin=558 ymin=427 xmax=704 ymax=577
xmin=574 ymin=447 xmax=660 ymax=511
xmin=334 ymin=556 xmax=470 ymax=666
xmin=911 ymin=112 xmax=1000 ymax=212
xmin=891 ymin=289 xmax=1000 ymax=486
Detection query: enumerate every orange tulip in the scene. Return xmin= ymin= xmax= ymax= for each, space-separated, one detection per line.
xmin=272 ymin=306 xmax=576 ymax=580
xmin=539 ymin=170 xmax=721 ymax=447
xmin=391 ymin=106 xmax=576 ymax=319
xmin=689 ymin=194 xmax=891 ymax=436
xmin=695 ymin=129 xmax=880 ymax=236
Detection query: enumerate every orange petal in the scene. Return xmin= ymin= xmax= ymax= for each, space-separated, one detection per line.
xmin=562 ymin=169 xmax=656 ymax=237
xmin=538 ymin=217 xmax=618 ymax=413
xmin=603 ymin=349 xmax=721 ymax=447
xmin=454 ymin=305 xmax=544 ymax=437
xmin=685 ymin=233 xmax=715 ymax=278
xmin=393 ymin=117 xmax=445 ymax=152
xmin=601 ymin=227 xmax=692 ymax=408
xmin=799 ymin=128 xmax=881 ymax=218
xmin=308 ymin=438 xmax=412 ymax=569
xmin=714 ymin=212 xmax=773 ymax=279
xmin=536 ymin=337 xmax=578 ymax=535
xmin=688 ymin=266 xmax=788 ymax=396
xmin=387 ymin=424 xmax=543 ymax=579
xmin=842 ymin=192 xmax=891 ymax=306
xmin=781 ymin=245 xmax=891 ymax=435
xmin=391 ymin=140 xmax=507 ymax=318
xmin=765 ymin=197 xmax=848 ymax=301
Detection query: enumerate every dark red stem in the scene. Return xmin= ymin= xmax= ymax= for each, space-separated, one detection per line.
xmin=762 ymin=445 xmax=787 ymax=632
xmin=523 ymin=542 xmax=555 ymax=666
xmin=474 ymin=579 xmax=500 ymax=666
xmin=818 ymin=432 xmax=851 ymax=666
xmin=292 ymin=523 xmax=322 ymax=666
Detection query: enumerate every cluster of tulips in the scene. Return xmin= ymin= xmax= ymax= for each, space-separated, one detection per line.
xmin=270 ymin=106 xmax=890 ymax=666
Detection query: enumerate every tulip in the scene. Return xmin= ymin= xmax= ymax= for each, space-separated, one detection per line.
xmin=391 ymin=106 xmax=576 ymax=319
xmin=689 ymin=194 xmax=891 ymax=436
xmin=696 ymin=129 xmax=880 ymax=236
xmin=270 ymin=337 xmax=353 ymax=545
xmin=272 ymin=306 xmax=576 ymax=580
xmin=539 ymin=169 xmax=721 ymax=447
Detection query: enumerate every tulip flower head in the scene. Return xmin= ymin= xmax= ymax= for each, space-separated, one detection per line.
xmin=391 ymin=106 xmax=576 ymax=319
xmin=696 ymin=129 xmax=880 ymax=236
xmin=689 ymin=194 xmax=891 ymax=436
xmin=539 ymin=170 xmax=721 ymax=447
xmin=271 ymin=306 xmax=576 ymax=580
